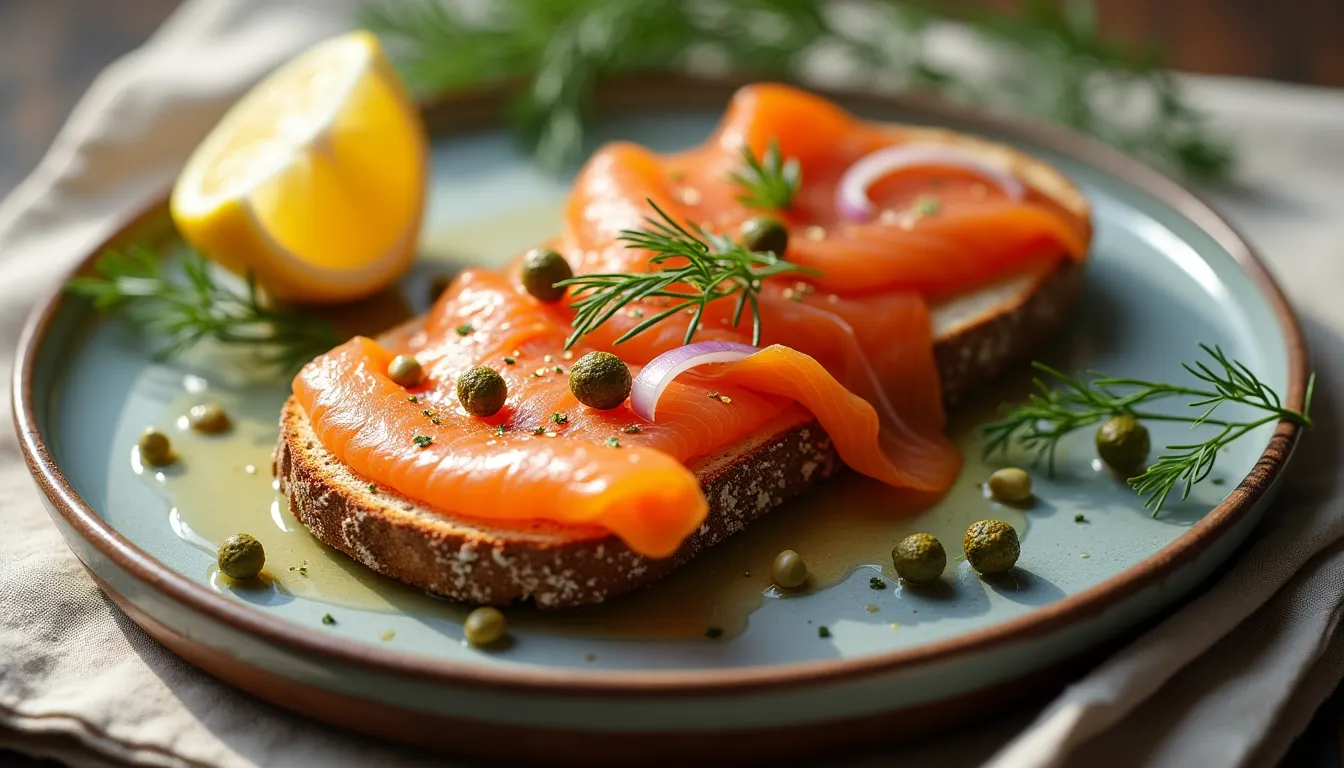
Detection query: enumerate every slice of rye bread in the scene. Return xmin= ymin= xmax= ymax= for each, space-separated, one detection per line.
xmin=275 ymin=259 xmax=1084 ymax=609
xmin=275 ymin=131 xmax=1091 ymax=608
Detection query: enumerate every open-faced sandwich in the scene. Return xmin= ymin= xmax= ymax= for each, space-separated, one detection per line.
xmin=273 ymin=83 xmax=1092 ymax=608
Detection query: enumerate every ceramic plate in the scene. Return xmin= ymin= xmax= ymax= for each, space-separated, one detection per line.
xmin=14 ymin=80 xmax=1307 ymax=762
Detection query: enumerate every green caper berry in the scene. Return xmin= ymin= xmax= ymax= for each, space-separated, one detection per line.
xmin=1096 ymin=414 xmax=1151 ymax=474
xmin=740 ymin=216 xmax=789 ymax=255
xmin=892 ymin=533 xmax=946 ymax=585
xmin=963 ymin=520 xmax=1020 ymax=575
xmin=137 ymin=427 xmax=174 ymax=467
xmin=771 ymin=549 xmax=808 ymax=590
xmin=217 ymin=533 xmax=265 ymax=580
xmin=187 ymin=403 xmax=231 ymax=434
xmin=387 ymin=354 xmax=425 ymax=387
xmin=988 ymin=467 xmax=1032 ymax=503
xmin=456 ymin=366 xmax=508 ymax=418
xmin=569 ymin=351 xmax=632 ymax=410
xmin=521 ymin=248 xmax=574 ymax=303
xmin=463 ymin=606 xmax=507 ymax=647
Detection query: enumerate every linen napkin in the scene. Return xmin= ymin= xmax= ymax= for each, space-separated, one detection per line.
xmin=3 ymin=1 xmax=1344 ymax=766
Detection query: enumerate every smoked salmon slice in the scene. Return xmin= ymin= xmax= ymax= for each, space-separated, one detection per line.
xmin=293 ymin=83 xmax=1090 ymax=558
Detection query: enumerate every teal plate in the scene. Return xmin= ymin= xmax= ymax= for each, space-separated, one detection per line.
xmin=14 ymin=80 xmax=1307 ymax=762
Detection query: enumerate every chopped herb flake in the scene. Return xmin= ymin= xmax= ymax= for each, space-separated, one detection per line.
xmin=503 ymin=356 xmax=516 ymax=365
xmin=455 ymin=323 xmax=474 ymax=336
xmin=1074 ymin=513 xmax=1087 ymax=523
xmin=707 ymin=391 xmax=721 ymax=400
xmin=605 ymin=436 xmax=621 ymax=448
xmin=554 ymin=365 xmax=565 ymax=373
xmin=368 ymin=483 xmax=378 ymax=494
xmin=321 ymin=613 xmax=336 ymax=625
xmin=406 ymin=395 xmax=418 ymax=403
xmin=869 ymin=577 xmax=886 ymax=590
xmin=413 ymin=434 xmax=434 ymax=448
xmin=913 ymin=194 xmax=942 ymax=217
xmin=493 ymin=424 xmax=509 ymax=437
xmin=531 ymin=426 xmax=545 ymax=435
xmin=550 ymin=412 xmax=569 ymax=425
xmin=622 ymin=424 xmax=642 ymax=434
xmin=1212 ymin=477 xmax=1226 ymax=486
xmin=705 ymin=627 xmax=723 ymax=639
xmin=818 ymin=626 xmax=831 ymax=638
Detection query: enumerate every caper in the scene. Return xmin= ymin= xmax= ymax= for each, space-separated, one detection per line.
xmin=463 ymin=606 xmax=507 ymax=647
xmin=217 ymin=533 xmax=265 ymax=580
xmin=988 ymin=467 xmax=1032 ymax=504
xmin=892 ymin=533 xmax=946 ymax=585
xmin=569 ymin=351 xmax=632 ymax=410
xmin=771 ymin=549 xmax=808 ymax=589
xmin=740 ymin=216 xmax=789 ymax=255
xmin=187 ymin=403 xmax=231 ymax=434
xmin=963 ymin=520 xmax=1020 ymax=575
xmin=456 ymin=366 xmax=508 ymax=417
xmin=520 ymin=248 xmax=574 ymax=303
xmin=1096 ymin=414 xmax=1150 ymax=474
xmin=137 ymin=427 xmax=174 ymax=467
xmin=387 ymin=354 xmax=425 ymax=388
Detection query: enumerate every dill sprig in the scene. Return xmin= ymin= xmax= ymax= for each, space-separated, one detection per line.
xmin=557 ymin=199 xmax=811 ymax=349
xmin=733 ymin=140 xmax=801 ymax=211
xmin=67 ymin=246 xmax=340 ymax=373
xmin=360 ymin=0 xmax=1231 ymax=179
xmin=981 ymin=344 xmax=1313 ymax=515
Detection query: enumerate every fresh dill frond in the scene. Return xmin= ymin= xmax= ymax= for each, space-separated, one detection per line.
xmin=981 ymin=344 xmax=1313 ymax=515
xmin=556 ymin=199 xmax=813 ymax=349
xmin=360 ymin=0 xmax=1232 ymax=179
xmin=66 ymin=245 xmax=339 ymax=373
xmin=732 ymin=140 xmax=801 ymax=211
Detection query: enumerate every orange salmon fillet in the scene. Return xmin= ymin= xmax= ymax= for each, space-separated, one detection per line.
xmin=293 ymin=84 xmax=1090 ymax=557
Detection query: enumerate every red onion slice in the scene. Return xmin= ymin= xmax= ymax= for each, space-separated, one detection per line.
xmin=835 ymin=143 xmax=1026 ymax=221
xmin=630 ymin=341 xmax=760 ymax=422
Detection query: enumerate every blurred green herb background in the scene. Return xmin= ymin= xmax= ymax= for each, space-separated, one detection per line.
xmin=361 ymin=0 xmax=1232 ymax=180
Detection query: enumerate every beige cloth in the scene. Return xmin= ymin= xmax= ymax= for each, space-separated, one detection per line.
xmin=2 ymin=2 xmax=1343 ymax=766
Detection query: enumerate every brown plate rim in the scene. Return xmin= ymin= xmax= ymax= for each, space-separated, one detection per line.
xmin=12 ymin=75 xmax=1308 ymax=699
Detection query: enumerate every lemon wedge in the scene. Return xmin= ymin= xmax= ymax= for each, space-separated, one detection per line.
xmin=170 ymin=31 xmax=426 ymax=304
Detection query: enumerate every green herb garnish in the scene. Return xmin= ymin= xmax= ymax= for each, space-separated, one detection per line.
xmin=605 ymin=436 xmax=621 ymax=448
xmin=531 ymin=426 xmax=545 ymax=435
xmin=868 ymin=577 xmax=886 ymax=590
xmin=818 ymin=626 xmax=831 ymax=638
xmin=558 ymin=201 xmax=812 ymax=348
xmin=413 ymin=434 xmax=434 ymax=448
xmin=1074 ymin=513 xmax=1086 ymax=523
xmin=361 ymin=0 xmax=1231 ymax=179
xmin=705 ymin=627 xmax=723 ymax=639
xmin=622 ymin=424 xmax=642 ymax=434
xmin=732 ymin=140 xmax=800 ymax=211
xmin=455 ymin=323 xmax=474 ymax=336
xmin=550 ymin=412 xmax=569 ymax=425
xmin=503 ymin=356 xmax=516 ymax=365
xmin=493 ymin=424 xmax=509 ymax=437
xmin=368 ymin=483 xmax=378 ymax=494
xmin=912 ymin=195 xmax=942 ymax=217
xmin=982 ymin=344 xmax=1314 ymax=515
xmin=66 ymin=246 xmax=338 ymax=373
xmin=407 ymin=395 xmax=419 ymax=403
xmin=321 ymin=613 xmax=336 ymax=625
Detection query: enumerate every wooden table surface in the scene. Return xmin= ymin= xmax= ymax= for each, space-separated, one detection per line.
xmin=1 ymin=1 xmax=1341 ymax=766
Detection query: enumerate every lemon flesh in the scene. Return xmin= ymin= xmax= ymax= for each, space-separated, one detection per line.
xmin=171 ymin=31 xmax=427 ymax=304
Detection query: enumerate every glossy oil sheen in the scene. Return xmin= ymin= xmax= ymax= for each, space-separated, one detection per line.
xmin=40 ymin=109 xmax=1287 ymax=679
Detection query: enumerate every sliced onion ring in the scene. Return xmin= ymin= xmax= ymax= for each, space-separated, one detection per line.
xmin=630 ymin=341 xmax=760 ymax=422
xmin=835 ymin=143 xmax=1026 ymax=221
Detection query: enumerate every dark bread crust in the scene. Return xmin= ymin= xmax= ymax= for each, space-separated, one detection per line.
xmin=275 ymin=260 xmax=1083 ymax=608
